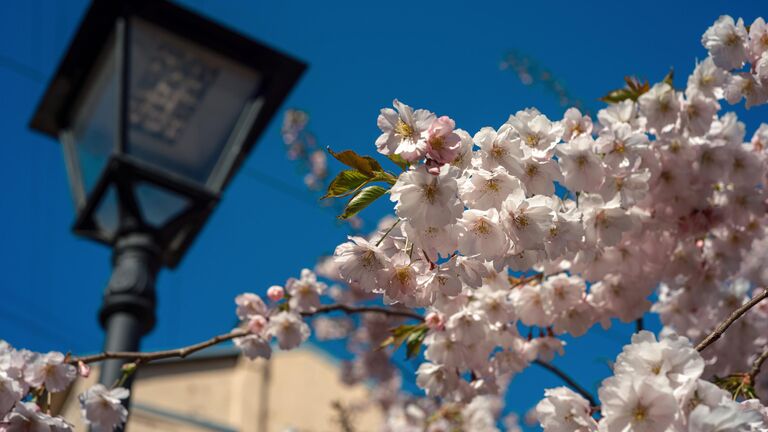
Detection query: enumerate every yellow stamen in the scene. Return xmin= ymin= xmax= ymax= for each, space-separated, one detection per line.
xmin=474 ymin=219 xmax=491 ymax=235
xmin=395 ymin=267 xmax=412 ymax=285
xmin=395 ymin=119 xmax=415 ymax=140
xmin=633 ymin=406 xmax=647 ymax=422
xmin=423 ymin=183 xmax=438 ymax=204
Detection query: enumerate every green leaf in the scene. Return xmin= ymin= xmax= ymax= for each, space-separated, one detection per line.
xmin=392 ymin=324 xmax=420 ymax=338
xmin=322 ymin=169 xmax=371 ymax=199
xmin=598 ymin=88 xmax=635 ymax=104
xmin=324 ymin=170 xmax=397 ymax=200
xmin=340 ymin=186 xmax=388 ymax=219
xmin=387 ymin=154 xmax=410 ymax=171
xmin=624 ymin=76 xmax=649 ymax=94
xmin=600 ymin=76 xmax=651 ymax=104
xmin=327 ymin=148 xmax=383 ymax=176
xmin=662 ymin=67 xmax=674 ymax=88
xmin=713 ymin=374 xmax=757 ymax=400
xmin=405 ymin=327 xmax=428 ymax=359
xmin=378 ymin=336 xmax=396 ymax=350
xmin=378 ymin=324 xmax=420 ymax=350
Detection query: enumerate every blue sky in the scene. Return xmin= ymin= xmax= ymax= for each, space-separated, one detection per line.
xmin=0 ymin=0 xmax=765 ymax=429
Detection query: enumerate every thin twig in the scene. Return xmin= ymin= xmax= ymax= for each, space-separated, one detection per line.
xmin=509 ymin=271 xmax=569 ymax=289
xmin=302 ymin=304 xmax=424 ymax=321
xmin=749 ymin=346 xmax=768 ymax=383
xmin=533 ymin=359 xmax=598 ymax=407
xmin=375 ymin=219 xmax=401 ymax=247
xmin=71 ymin=304 xmax=423 ymax=365
xmin=509 ymin=273 xmax=543 ymax=288
xmin=71 ymin=329 xmax=250 ymax=365
xmin=696 ymin=288 xmax=768 ymax=352
xmin=635 ymin=318 xmax=644 ymax=333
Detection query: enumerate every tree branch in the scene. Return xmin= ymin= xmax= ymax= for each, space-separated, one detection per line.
xmin=533 ymin=360 xmax=598 ymax=408
xmin=750 ymin=346 xmax=768 ymax=383
xmin=302 ymin=304 xmax=423 ymax=321
xmin=71 ymin=303 xmax=423 ymax=365
xmin=71 ymin=328 xmax=250 ymax=365
xmin=696 ymin=288 xmax=768 ymax=352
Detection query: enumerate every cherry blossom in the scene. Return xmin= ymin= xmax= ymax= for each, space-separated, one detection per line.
xmin=234 ymin=293 xmax=268 ymax=321
xmin=560 ymin=107 xmax=593 ymax=142
xmin=334 ymin=236 xmax=388 ymax=292
xmin=0 ymin=373 xmax=22 ymax=417
xmin=376 ymin=99 xmax=435 ymax=161
xmin=598 ymin=375 xmax=679 ymax=432
xmin=285 ymin=268 xmax=326 ymax=312
xmin=425 ymin=116 xmax=462 ymax=164
xmin=638 ymin=83 xmax=680 ymax=132
xmin=390 ymin=165 xmax=463 ymax=228
xmin=702 ymin=15 xmax=749 ymax=70
xmin=556 ymin=135 xmax=605 ymax=192
xmin=234 ymin=334 xmax=272 ymax=360
xmin=23 ymin=352 xmax=76 ymax=393
xmin=535 ymin=387 xmax=597 ymax=431
xmin=506 ymin=108 xmax=563 ymax=160
xmin=1 ymin=402 xmax=72 ymax=432
xmin=79 ymin=384 xmax=129 ymax=432
xmin=459 ymin=168 xmax=523 ymax=211
xmin=686 ymin=57 xmax=728 ymax=100
xmin=267 ymin=311 xmax=310 ymax=350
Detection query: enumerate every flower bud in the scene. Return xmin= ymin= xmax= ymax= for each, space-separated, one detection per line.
xmin=121 ymin=363 xmax=137 ymax=375
xmin=77 ymin=361 xmax=91 ymax=378
xmin=267 ymin=285 xmax=285 ymax=302
xmin=425 ymin=312 xmax=444 ymax=329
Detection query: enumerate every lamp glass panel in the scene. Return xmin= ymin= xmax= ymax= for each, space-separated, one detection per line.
xmin=134 ymin=181 xmax=191 ymax=228
xmin=69 ymin=35 xmax=118 ymax=198
xmin=93 ymin=184 xmax=119 ymax=242
xmin=127 ymin=18 xmax=261 ymax=188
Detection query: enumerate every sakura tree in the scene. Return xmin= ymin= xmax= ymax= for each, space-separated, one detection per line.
xmin=3 ymin=14 xmax=768 ymax=432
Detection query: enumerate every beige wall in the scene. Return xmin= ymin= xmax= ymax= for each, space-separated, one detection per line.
xmin=58 ymin=347 xmax=381 ymax=432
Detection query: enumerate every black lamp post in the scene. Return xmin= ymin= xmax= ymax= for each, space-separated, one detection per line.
xmin=29 ymin=0 xmax=304 ymax=408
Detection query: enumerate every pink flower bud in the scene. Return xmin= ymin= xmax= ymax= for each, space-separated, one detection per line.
xmin=425 ymin=312 xmax=444 ymax=329
xmin=78 ymin=361 xmax=91 ymax=378
xmin=248 ymin=315 xmax=268 ymax=334
xmin=267 ymin=285 xmax=285 ymax=302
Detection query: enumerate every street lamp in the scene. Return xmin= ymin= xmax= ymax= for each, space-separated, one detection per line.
xmin=29 ymin=0 xmax=305 ymax=404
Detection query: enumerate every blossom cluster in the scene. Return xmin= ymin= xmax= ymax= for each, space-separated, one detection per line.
xmin=314 ymin=13 xmax=768 ymax=429
xmin=0 ymin=341 xmax=128 ymax=431
xmin=231 ymin=12 xmax=768 ymax=431
xmin=231 ymin=270 xmax=318 ymax=359
xmin=702 ymin=16 xmax=768 ymax=107
xmin=536 ymin=331 xmax=767 ymax=431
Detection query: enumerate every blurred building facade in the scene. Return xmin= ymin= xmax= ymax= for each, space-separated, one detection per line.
xmin=55 ymin=346 xmax=381 ymax=432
